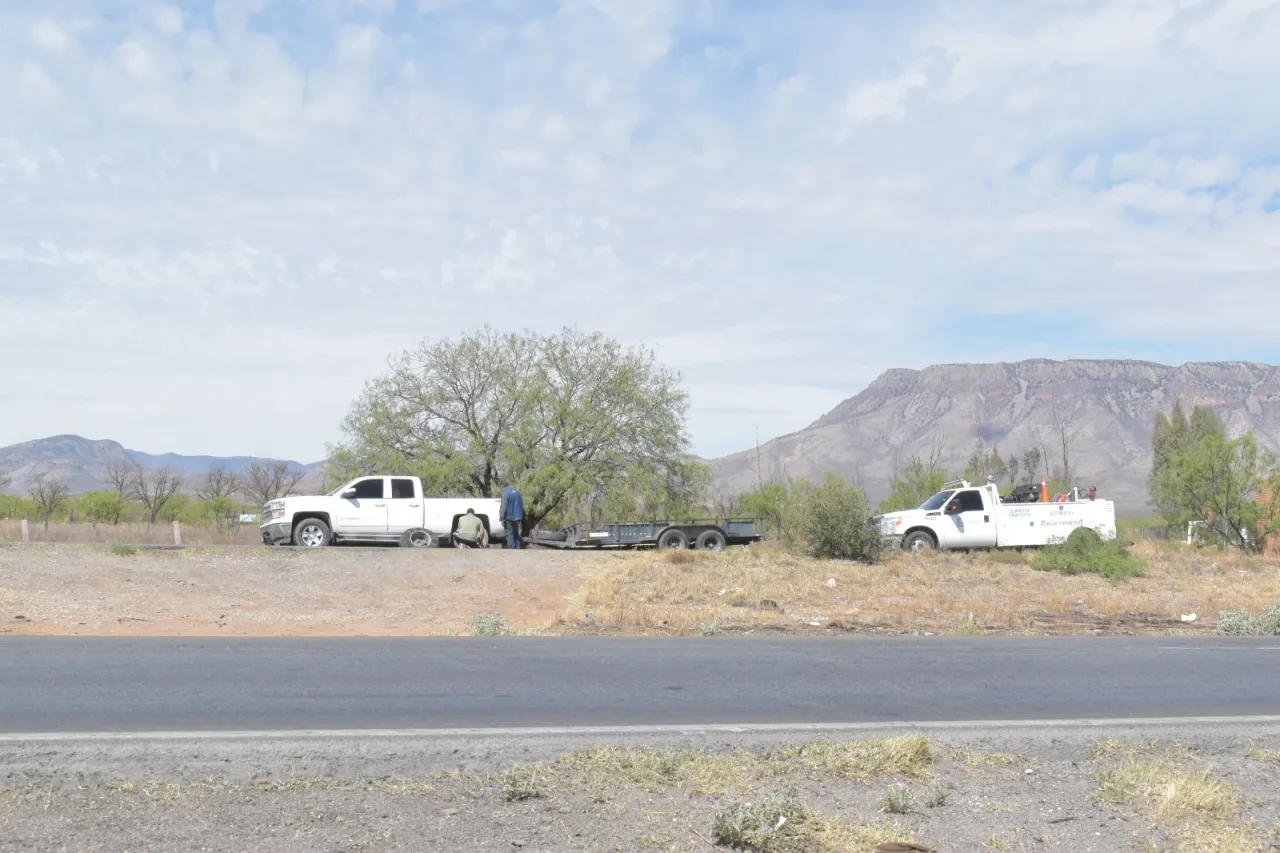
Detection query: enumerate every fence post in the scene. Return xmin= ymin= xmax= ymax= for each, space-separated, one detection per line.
xmin=20 ymin=519 xmax=29 ymax=543
xmin=173 ymin=519 xmax=182 ymax=546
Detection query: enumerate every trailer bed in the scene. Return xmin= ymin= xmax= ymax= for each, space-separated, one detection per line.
xmin=531 ymin=518 xmax=762 ymax=551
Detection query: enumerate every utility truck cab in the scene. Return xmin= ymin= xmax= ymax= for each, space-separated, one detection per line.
xmin=873 ymin=480 xmax=1116 ymax=552
xmin=260 ymin=475 xmax=505 ymax=548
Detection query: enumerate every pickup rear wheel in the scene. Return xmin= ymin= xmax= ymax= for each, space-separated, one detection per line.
xmin=400 ymin=528 xmax=434 ymax=548
xmin=293 ymin=518 xmax=331 ymax=548
xmin=902 ymin=530 xmax=937 ymax=553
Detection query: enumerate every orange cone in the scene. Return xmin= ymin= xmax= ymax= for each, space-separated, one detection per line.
xmin=1040 ymin=479 xmax=1049 ymax=503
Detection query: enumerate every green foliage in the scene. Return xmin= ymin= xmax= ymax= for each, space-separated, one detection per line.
xmin=1216 ymin=604 xmax=1280 ymax=636
xmin=467 ymin=612 xmax=512 ymax=637
xmin=1150 ymin=401 xmax=1276 ymax=551
xmin=0 ymin=494 xmax=46 ymax=521
xmin=1031 ymin=528 xmax=1145 ymax=581
xmin=879 ymin=456 xmax=951 ymax=513
xmin=329 ymin=326 xmax=696 ymax=531
xmin=76 ymin=491 xmax=132 ymax=525
xmin=737 ymin=481 xmax=790 ymax=539
xmin=790 ymin=473 xmax=883 ymax=562
xmin=110 ymin=544 xmax=139 ymax=557
xmin=712 ymin=788 xmax=807 ymax=849
xmin=963 ymin=442 xmax=1008 ymax=485
xmin=1021 ymin=448 xmax=1043 ymax=482
xmin=500 ymin=765 xmax=543 ymax=802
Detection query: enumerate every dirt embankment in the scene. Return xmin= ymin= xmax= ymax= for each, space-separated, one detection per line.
xmin=1 ymin=540 xmax=1278 ymax=637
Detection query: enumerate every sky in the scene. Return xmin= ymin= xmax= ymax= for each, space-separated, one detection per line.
xmin=1 ymin=0 xmax=1279 ymax=463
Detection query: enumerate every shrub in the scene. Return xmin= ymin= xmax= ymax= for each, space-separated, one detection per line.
xmin=500 ymin=765 xmax=542 ymax=801
xmin=789 ymin=474 xmax=883 ymax=562
xmin=1216 ymin=603 xmax=1280 ymax=636
xmin=879 ymin=782 xmax=914 ymax=814
xmin=110 ymin=544 xmax=139 ymax=557
xmin=1031 ymin=529 xmax=1145 ymax=581
xmin=712 ymin=788 xmax=807 ymax=849
xmin=467 ymin=612 xmax=512 ymax=637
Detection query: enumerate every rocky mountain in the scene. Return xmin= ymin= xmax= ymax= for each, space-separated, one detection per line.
xmin=709 ymin=359 xmax=1280 ymax=513
xmin=0 ymin=435 xmax=321 ymax=494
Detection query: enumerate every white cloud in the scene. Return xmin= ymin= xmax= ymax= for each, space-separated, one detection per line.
xmin=1 ymin=0 xmax=1279 ymax=463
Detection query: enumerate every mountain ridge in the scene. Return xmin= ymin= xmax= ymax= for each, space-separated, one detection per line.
xmin=709 ymin=358 xmax=1280 ymax=512
xmin=0 ymin=434 xmax=321 ymax=494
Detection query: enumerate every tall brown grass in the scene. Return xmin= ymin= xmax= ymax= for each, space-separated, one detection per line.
xmin=0 ymin=520 xmax=261 ymax=546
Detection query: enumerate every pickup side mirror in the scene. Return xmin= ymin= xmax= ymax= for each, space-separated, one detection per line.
xmin=946 ymin=501 xmax=960 ymax=514
xmin=341 ymin=489 xmax=357 ymax=499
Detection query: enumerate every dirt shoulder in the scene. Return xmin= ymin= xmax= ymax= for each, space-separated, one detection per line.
xmin=1 ymin=540 xmax=1277 ymax=637
xmin=3 ymin=725 xmax=1279 ymax=852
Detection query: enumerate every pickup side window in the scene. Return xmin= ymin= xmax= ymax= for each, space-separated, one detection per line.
xmin=390 ymin=479 xmax=416 ymax=499
xmin=350 ymin=478 xmax=385 ymax=500
xmin=949 ymin=490 xmax=985 ymax=513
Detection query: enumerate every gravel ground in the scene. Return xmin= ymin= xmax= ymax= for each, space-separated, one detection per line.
xmin=0 ymin=544 xmax=589 ymax=636
xmin=3 ymin=723 xmax=1279 ymax=852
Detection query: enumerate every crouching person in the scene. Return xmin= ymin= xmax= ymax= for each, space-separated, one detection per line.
xmin=452 ymin=508 xmax=488 ymax=549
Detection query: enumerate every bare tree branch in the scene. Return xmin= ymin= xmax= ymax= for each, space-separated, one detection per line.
xmin=242 ymin=461 xmax=305 ymax=507
xmin=28 ymin=471 xmax=71 ymax=530
xmin=105 ymin=457 xmax=137 ymax=497
xmin=196 ymin=464 xmax=242 ymax=503
xmin=130 ymin=468 xmax=183 ymax=524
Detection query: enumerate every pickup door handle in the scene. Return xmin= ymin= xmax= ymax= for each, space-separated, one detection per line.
xmin=408 ymin=503 xmax=420 ymax=507
xmin=374 ymin=503 xmax=386 ymax=507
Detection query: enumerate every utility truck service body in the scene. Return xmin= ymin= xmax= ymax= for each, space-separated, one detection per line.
xmin=873 ymin=480 xmax=1116 ymax=552
xmin=260 ymin=475 xmax=504 ymax=548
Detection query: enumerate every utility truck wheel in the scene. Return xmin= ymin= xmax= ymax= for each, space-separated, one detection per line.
xmin=293 ymin=518 xmax=331 ymax=548
xmin=902 ymin=530 xmax=936 ymax=553
xmin=696 ymin=530 xmax=727 ymax=552
xmin=658 ymin=528 xmax=689 ymax=549
xmin=400 ymin=528 xmax=434 ymax=548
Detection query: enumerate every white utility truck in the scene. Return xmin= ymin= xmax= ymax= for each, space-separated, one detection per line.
xmin=259 ymin=475 xmax=505 ymax=548
xmin=873 ymin=480 xmax=1116 ymax=552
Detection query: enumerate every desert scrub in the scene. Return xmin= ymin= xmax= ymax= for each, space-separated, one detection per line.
xmin=1032 ymin=528 xmax=1145 ymax=581
xmin=499 ymin=765 xmax=542 ymax=802
xmin=879 ymin=781 xmax=914 ymax=814
xmin=110 ymin=543 xmax=139 ymax=557
xmin=467 ymin=612 xmax=512 ymax=636
xmin=1216 ymin=603 xmax=1280 ymax=636
xmin=712 ymin=788 xmax=807 ymax=848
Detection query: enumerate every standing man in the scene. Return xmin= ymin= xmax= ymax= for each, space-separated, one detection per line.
xmin=500 ymin=484 xmax=524 ymax=550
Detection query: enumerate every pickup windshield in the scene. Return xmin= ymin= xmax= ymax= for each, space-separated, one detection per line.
xmin=919 ymin=490 xmax=955 ymax=511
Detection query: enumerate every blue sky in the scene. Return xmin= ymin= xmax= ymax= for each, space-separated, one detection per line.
xmin=2 ymin=0 xmax=1279 ymax=462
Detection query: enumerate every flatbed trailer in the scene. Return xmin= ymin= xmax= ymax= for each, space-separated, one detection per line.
xmin=531 ymin=518 xmax=762 ymax=551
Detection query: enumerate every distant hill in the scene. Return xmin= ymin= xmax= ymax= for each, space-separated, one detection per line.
xmin=0 ymin=435 xmax=322 ymax=494
xmin=708 ymin=359 xmax=1280 ymax=513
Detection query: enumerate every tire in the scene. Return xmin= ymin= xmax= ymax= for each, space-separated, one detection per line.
xmin=1067 ymin=527 xmax=1102 ymax=549
xmin=400 ymin=528 xmax=434 ymax=548
xmin=293 ymin=518 xmax=331 ymax=548
xmin=695 ymin=529 xmax=727 ymax=552
xmin=902 ymin=530 xmax=937 ymax=553
xmin=657 ymin=528 xmax=690 ymax=549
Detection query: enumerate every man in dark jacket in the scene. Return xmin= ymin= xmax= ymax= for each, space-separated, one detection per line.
xmin=500 ymin=485 xmax=524 ymax=550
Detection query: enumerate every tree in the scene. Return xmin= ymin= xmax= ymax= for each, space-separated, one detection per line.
xmin=791 ymin=473 xmax=882 ymax=561
xmin=28 ymin=472 xmax=70 ymax=530
xmin=1021 ymin=448 xmax=1043 ymax=484
xmin=880 ymin=455 xmax=951 ymax=513
xmin=0 ymin=467 xmax=11 ymax=493
xmin=329 ymin=326 xmax=697 ymax=533
xmin=196 ymin=464 xmax=244 ymax=531
xmin=130 ymin=467 xmax=183 ymax=524
xmin=963 ymin=441 xmax=1008 ymax=485
xmin=242 ymin=460 xmax=305 ymax=508
xmin=1154 ymin=429 xmax=1276 ymax=550
xmin=103 ymin=457 xmax=138 ymax=523
xmin=77 ymin=491 xmax=130 ymax=526
xmin=1006 ymin=454 xmax=1020 ymax=486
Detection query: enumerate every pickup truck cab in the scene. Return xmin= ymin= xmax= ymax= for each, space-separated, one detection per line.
xmin=260 ymin=475 xmax=505 ymax=548
xmin=873 ymin=479 xmax=1116 ymax=552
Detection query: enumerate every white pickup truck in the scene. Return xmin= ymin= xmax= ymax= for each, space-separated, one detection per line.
xmin=259 ymin=475 xmax=505 ymax=548
xmin=873 ymin=480 xmax=1116 ymax=552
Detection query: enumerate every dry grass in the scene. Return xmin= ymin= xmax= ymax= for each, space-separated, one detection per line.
xmin=1094 ymin=746 xmax=1267 ymax=853
xmin=558 ymin=541 xmax=1280 ymax=635
xmin=0 ymin=520 xmax=260 ymax=546
xmin=1245 ymin=744 xmax=1280 ymax=765
xmin=527 ymin=734 xmax=937 ymax=799
xmin=711 ymin=788 xmax=918 ymax=853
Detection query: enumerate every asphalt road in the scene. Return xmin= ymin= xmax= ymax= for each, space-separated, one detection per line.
xmin=1 ymin=637 xmax=1278 ymax=734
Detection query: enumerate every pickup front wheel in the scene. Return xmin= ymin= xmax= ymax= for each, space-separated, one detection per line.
xmin=293 ymin=518 xmax=332 ymax=548
xmin=902 ymin=530 xmax=937 ymax=553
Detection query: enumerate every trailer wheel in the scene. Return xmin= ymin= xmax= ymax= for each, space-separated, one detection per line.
xmin=400 ymin=528 xmax=434 ymax=548
xmin=695 ymin=530 xmax=727 ymax=552
xmin=658 ymin=528 xmax=689 ymax=549
xmin=293 ymin=518 xmax=331 ymax=548
xmin=902 ymin=530 xmax=936 ymax=553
